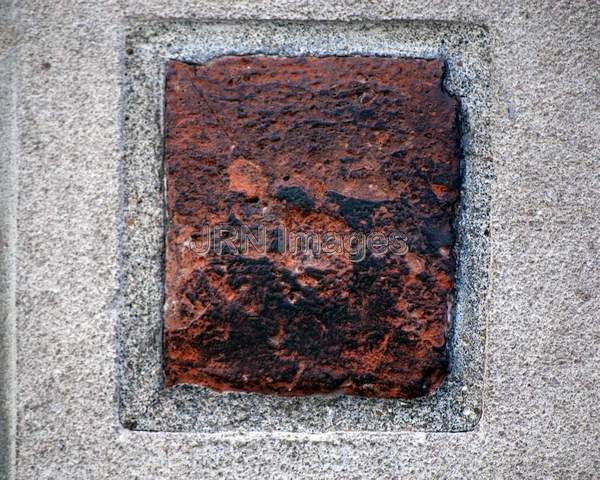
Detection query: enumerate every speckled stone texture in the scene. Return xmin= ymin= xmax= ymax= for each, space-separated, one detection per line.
xmin=164 ymin=57 xmax=460 ymax=398
xmin=2 ymin=1 xmax=600 ymax=479
xmin=119 ymin=21 xmax=488 ymax=434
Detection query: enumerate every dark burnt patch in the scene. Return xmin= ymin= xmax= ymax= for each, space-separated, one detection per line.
xmin=274 ymin=186 xmax=315 ymax=211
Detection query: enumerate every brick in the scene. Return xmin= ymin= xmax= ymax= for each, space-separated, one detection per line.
xmin=163 ymin=56 xmax=460 ymax=398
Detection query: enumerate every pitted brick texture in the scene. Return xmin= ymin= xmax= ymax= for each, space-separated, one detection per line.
xmin=163 ymin=56 xmax=460 ymax=398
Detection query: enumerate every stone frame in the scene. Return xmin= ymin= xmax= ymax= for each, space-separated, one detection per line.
xmin=118 ymin=18 xmax=492 ymax=433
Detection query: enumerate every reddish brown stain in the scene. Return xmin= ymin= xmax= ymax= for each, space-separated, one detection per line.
xmin=163 ymin=56 xmax=461 ymax=398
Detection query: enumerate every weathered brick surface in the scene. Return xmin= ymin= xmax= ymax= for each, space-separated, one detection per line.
xmin=163 ymin=56 xmax=460 ymax=398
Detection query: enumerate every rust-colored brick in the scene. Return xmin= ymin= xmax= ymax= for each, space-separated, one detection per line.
xmin=163 ymin=56 xmax=460 ymax=398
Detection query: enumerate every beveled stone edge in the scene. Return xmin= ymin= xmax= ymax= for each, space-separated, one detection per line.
xmin=117 ymin=18 xmax=493 ymax=433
